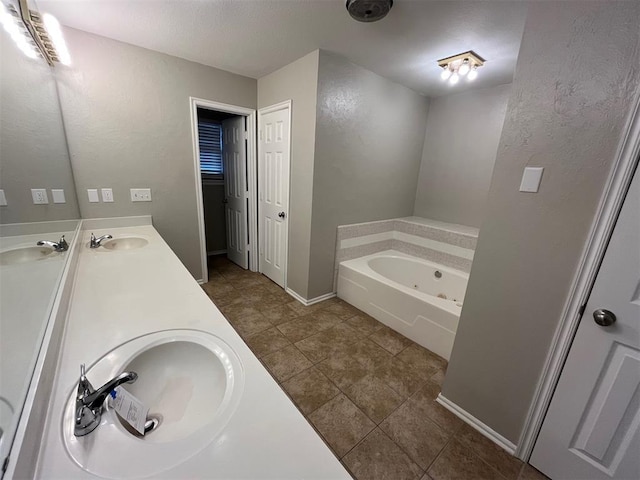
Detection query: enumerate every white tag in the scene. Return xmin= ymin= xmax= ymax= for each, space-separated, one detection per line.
xmin=109 ymin=386 xmax=149 ymax=435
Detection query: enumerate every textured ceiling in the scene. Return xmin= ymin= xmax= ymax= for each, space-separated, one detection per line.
xmin=37 ymin=0 xmax=528 ymax=97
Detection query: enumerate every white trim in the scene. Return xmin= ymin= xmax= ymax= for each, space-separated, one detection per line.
xmin=190 ymin=98 xmax=258 ymax=284
xmin=516 ymin=93 xmax=640 ymax=460
xmin=258 ymin=100 xmax=292 ymax=289
xmin=285 ymin=288 xmax=337 ymax=306
xmin=207 ymin=249 xmax=228 ymax=256
xmin=436 ymin=394 xmax=517 ymax=455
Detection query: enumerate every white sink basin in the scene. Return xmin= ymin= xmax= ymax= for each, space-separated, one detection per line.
xmin=89 ymin=236 xmax=149 ymax=251
xmin=62 ymin=330 xmax=244 ymax=478
xmin=102 ymin=237 xmax=148 ymax=250
xmin=0 ymin=246 xmax=56 ymax=265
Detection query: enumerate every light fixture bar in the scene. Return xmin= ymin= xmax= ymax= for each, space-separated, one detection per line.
xmin=437 ymin=50 xmax=485 ymax=69
xmin=437 ymin=50 xmax=485 ymax=85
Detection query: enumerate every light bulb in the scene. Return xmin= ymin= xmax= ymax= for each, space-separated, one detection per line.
xmin=458 ymin=60 xmax=470 ymax=76
xmin=449 ymin=73 xmax=459 ymax=85
xmin=440 ymin=66 xmax=452 ymax=81
xmin=467 ymin=67 xmax=478 ymax=81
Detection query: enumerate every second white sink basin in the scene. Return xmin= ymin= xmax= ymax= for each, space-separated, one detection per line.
xmin=62 ymin=329 xmax=244 ymax=478
xmin=0 ymin=246 xmax=57 ymax=265
xmin=102 ymin=237 xmax=148 ymax=250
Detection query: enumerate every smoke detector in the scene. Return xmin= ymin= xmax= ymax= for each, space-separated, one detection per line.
xmin=346 ymin=0 xmax=393 ymax=23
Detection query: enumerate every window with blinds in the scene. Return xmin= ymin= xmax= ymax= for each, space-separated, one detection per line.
xmin=198 ymin=119 xmax=223 ymax=177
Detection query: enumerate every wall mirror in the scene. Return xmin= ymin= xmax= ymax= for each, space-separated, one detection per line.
xmin=0 ymin=0 xmax=79 ymax=467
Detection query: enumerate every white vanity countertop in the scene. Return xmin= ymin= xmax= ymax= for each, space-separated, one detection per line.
xmin=35 ymin=225 xmax=350 ymax=479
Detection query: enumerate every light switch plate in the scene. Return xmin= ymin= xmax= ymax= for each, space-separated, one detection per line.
xmin=0 ymin=189 xmax=6 ymax=206
xmin=519 ymin=167 xmax=544 ymax=193
xmin=87 ymin=189 xmax=100 ymax=203
xmin=31 ymin=188 xmax=49 ymax=204
xmin=101 ymin=188 xmax=114 ymax=203
xmin=130 ymin=188 xmax=152 ymax=202
xmin=51 ymin=189 xmax=66 ymax=203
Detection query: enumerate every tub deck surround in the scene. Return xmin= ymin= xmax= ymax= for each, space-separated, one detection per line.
xmin=334 ymin=217 xmax=478 ymax=291
xmin=338 ymin=251 xmax=468 ymax=360
xmin=35 ymin=223 xmax=350 ymax=479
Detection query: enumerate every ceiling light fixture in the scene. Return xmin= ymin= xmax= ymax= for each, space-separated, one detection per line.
xmin=437 ymin=51 xmax=485 ymax=86
xmin=1 ymin=0 xmax=70 ymax=66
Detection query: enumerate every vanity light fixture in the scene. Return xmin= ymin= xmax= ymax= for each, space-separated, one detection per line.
xmin=438 ymin=51 xmax=485 ymax=86
xmin=1 ymin=0 xmax=70 ymax=65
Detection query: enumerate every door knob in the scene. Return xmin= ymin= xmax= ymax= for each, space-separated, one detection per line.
xmin=278 ymin=212 xmax=286 ymax=219
xmin=593 ymin=309 xmax=616 ymax=327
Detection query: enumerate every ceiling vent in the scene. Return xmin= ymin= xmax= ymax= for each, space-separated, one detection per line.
xmin=346 ymin=0 xmax=393 ymax=23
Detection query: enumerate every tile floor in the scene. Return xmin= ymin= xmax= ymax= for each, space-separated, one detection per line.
xmin=202 ymin=256 xmax=549 ymax=480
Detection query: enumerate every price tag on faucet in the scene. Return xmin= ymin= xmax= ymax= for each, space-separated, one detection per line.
xmin=109 ymin=386 xmax=149 ymax=435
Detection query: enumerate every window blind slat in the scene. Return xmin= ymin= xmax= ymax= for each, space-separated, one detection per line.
xmin=198 ymin=120 xmax=223 ymax=175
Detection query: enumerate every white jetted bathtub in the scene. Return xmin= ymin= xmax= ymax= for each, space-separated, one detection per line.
xmin=337 ymin=250 xmax=469 ymax=360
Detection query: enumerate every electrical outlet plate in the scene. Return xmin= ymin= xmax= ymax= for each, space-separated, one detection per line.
xmin=0 ymin=189 xmax=7 ymax=206
xmin=31 ymin=189 xmax=49 ymax=204
xmin=130 ymin=188 xmax=152 ymax=202
xmin=101 ymin=188 xmax=114 ymax=203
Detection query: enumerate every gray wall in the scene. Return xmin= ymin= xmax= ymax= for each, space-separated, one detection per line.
xmin=413 ymin=84 xmax=511 ymax=228
xmin=56 ymin=28 xmax=256 ymax=279
xmin=202 ymin=184 xmax=226 ymax=253
xmin=442 ymin=0 xmax=640 ymax=444
xmin=307 ymin=51 xmax=429 ymax=298
xmin=257 ymin=50 xmax=320 ymax=298
xmin=0 ymin=31 xmax=79 ymax=224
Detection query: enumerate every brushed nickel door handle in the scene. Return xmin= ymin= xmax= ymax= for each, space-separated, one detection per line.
xmin=593 ymin=309 xmax=616 ymax=327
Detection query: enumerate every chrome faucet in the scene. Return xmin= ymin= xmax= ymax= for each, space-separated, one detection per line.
xmin=75 ymin=364 xmax=138 ymax=436
xmin=37 ymin=235 xmax=69 ymax=252
xmin=90 ymin=233 xmax=113 ymax=248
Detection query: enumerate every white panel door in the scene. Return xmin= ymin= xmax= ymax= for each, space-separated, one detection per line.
xmin=531 ymin=168 xmax=640 ymax=479
xmin=258 ymin=103 xmax=290 ymax=288
xmin=222 ymin=116 xmax=248 ymax=269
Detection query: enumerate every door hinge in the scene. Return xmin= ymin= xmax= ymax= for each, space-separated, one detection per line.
xmin=243 ymin=130 xmax=248 ymax=140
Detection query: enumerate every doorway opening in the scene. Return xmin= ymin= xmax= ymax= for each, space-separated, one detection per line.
xmin=190 ymin=98 xmax=257 ymax=284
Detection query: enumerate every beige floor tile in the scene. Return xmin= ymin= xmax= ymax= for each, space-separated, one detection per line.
xmin=338 ymin=338 xmax=395 ymax=370
xmin=245 ymin=327 xmax=291 ymax=358
xmin=220 ymin=303 xmax=262 ymax=321
xmin=518 ymin=464 xmax=550 ymax=480
xmin=374 ymin=356 xmax=430 ymax=398
xmin=345 ymin=313 xmax=385 ymax=336
xmin=429 ymin=368 xmax=447 ymax=387
xmin=343 ymin=428 xmax=423 ymax=480
xmin=308 ymin=394 xmax=375 ymax=457
xmin=281 ymin=367 xmax=340 ymax=415
xmin=321 ymin=299 xmax=362 ymax=320
xmin=456 ymin=423 xmax=522 ymax=480
xmin=226 ymin=312 xmax=273 ymax=338
xmin=369 ymin=326 xmax=414 ymax=355
xmin=201 ymin=280 xmax=235 ymax=297
xmin=316 ymin=350 xmax=371 ymax=389
xmin=428 ymin=439 xmax=502 ymax=480
xmin=286 ymin=300 xmax=326 ymax=316
xmin=295 ymin=323 xmax=361 ymax=363
xmin=261 ymin=345 xmax=313 ymax=382
xmin=409 ymin=382 xmax=463 ymax=433
xmin=344 ymin=374 xmax=404 ymax=424
xmin=397 ymin=344 xmax=447 ymax=372
xmin=261 ymin=304 xmax=302 ymax=325
xmin=277 ymin=313 xmax=342 ymax=343
xmin=380 ymin=398 xmax=450 ymax=469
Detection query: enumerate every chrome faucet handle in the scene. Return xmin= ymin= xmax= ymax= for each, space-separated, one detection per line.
xmin=37 ymin=235 xmax=69 ymax=252
xmin=58 ymin=235 xmax=69 ymax=251
xmin=90 ymin=233 xmax=113 ymax=248
xmin=74 ymin=364 xmax=138 ymax=437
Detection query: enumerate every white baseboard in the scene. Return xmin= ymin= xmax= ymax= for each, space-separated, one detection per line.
xmin=197 ymin=279 xmax=206 ymax=285
xmin=285 ymin=288 xmax=337 ymax=306
xmin=436 ymin=393 xmax=517 ymax=455
xmin=207 ymin=249 xmax=227 ymax=256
